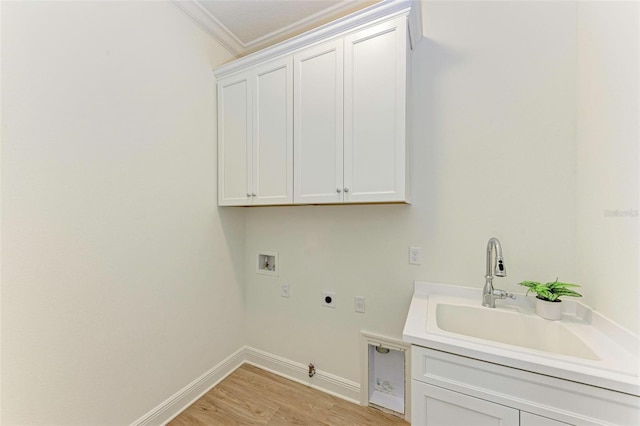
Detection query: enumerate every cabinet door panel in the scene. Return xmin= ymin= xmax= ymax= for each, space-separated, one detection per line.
xmin=294 ymin=40 xmax=344 ymax=204
xmin=412 ymin=381 xmax=519 ymax=426
xmin=218 ymin=74 xmax=252 ymax=206
xmin=344 ymin=17 xmax=407 ymax=203
xmin=253 ymin=58 xmax=293 ymax=205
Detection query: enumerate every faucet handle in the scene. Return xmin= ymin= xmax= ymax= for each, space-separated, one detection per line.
xmin=493 ymin=289 xmax=516 ymax=300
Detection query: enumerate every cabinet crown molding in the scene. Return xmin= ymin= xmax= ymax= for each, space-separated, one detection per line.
xmin=213 ymin=0 xmax=422 ymax=80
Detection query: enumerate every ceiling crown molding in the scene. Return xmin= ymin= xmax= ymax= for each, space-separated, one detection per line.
xmin=171 ymin=0 xmax=415 ymax=58
xmin=170 ymin=0 xmax=244 ymax=56
xmin=213 ymin=0 xmax=421 ymax=79
xmin=240 ymin=0 xmax=374 ymax=54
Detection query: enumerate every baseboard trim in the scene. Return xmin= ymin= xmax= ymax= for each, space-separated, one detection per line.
xmin=132 ymin=346 xmax=361 ymax=425
xmin=131 ymin=346 xmax=245 ymax=426
xmin=244 ymin=346 xmax=361 ymax=404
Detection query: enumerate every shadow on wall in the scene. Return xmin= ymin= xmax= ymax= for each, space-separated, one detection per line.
xmin=410 ymin=38 xmax=464 ymax=230
xmin=217 ymin=206 xmax=246 ymax=294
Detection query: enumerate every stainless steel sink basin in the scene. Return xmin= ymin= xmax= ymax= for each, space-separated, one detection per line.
xmin=436 ymin=303 xmax=600 ymax=360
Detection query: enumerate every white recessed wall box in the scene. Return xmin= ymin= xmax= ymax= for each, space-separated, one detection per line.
xmin=360 ymin=332 xmax=411 ymax=421
xmin=256 ymin=251 xmax=278 ymax=276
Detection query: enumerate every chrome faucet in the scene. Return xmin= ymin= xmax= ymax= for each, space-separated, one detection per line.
xmin=482 ymin=237 xmax=515 ymax=308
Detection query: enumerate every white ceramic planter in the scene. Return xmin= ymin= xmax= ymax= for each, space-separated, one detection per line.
xmin=535 ymin=297 xmax=563 ymax=320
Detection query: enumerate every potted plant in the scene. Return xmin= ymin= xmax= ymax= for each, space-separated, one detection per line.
xmin=518 ymin=279 xmax=582 ymax=320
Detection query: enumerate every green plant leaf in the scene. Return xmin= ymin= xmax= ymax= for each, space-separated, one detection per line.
xmin=518 ymin=279 xmax=581 ymax=300
xmin=553 ymin=288 xmax=582 ymax=298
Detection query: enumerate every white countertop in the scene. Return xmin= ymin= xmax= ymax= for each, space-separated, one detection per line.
xmin=402 ymin=281 xmax=640 ymax=396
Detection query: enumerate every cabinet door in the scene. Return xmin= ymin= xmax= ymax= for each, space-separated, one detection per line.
xmin=294 ymin=39 xmax=344 ymax=204
xmin=252 ymin=57 xmax=293 ymax=205
xmin=344 ymin=16 xmax=407 ymax=203
xmin=218 ymin=72 xmax=252 ymax=206
xmin=412 ymin=380 xmax=519 ymax=426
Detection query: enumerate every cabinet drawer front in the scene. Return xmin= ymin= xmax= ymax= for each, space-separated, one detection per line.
xmin=412 ymin=380 xmax=519 ymax=426
xmin=412 ymin=346 xmax=640 ymax=426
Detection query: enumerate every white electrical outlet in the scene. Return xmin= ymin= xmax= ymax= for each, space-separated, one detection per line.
xmin=321 ymin=291 xmax=336 ymax=308
xmin=281 ymin=283 xmax=290 ymax=298
xmin=355 ymin=296 xmax=366 ymax=313
xmin=409 ymin=246 xmax=422 ymax=265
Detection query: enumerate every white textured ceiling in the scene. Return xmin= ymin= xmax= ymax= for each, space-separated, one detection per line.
xmin=172 ymin=0 xmax=379 ymax=57
xmin=200 ymin=1 xmax=344 ymax=45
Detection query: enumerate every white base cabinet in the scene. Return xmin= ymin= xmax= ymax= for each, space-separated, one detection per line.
xmin=413 ymin=381 xmax=518 ymax=426
xmin=412 ymin=381 xmax=572 ymax=426
xmin=411 ymin=346 xmax=640 ymax=426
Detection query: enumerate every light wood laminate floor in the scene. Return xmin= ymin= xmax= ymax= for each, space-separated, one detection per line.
xmin=169 ymin=364 xmax=408 ymax=425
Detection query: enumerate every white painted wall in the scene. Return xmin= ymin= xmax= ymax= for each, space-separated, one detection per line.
xmin=2 ymin=1 xmax=637 ymax=423
xmin=244 ymin=1 xmax=580 ymax=383
xmin=1 ymin=2 xmax=245 ymax=424
xmin=576 ymin=2 xmax=639 ymax=334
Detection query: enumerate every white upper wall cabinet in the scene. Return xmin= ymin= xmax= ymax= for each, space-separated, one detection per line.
xmin=252 ymin=58 xmax=293 ymax=205
xmin=215 ymin=1 xmax=421 ymax=206
xmin=294 ymin=39 xmax=344 ymax=204
xmin=218 ymin=72 xmax=252 ymax=206
xmin=343 ymin=16 xmax=408 ymax=203
xmin=294 ymin=17 xmax=408 ymax=205
xmin=218 ymin=57 xmax=293 ymax=206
